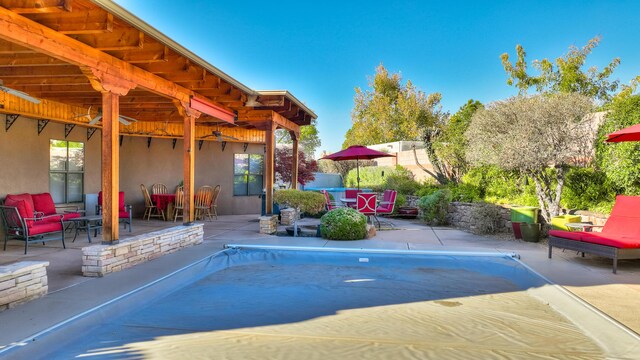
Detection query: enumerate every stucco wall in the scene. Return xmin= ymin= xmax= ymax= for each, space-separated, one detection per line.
xmin=0 ymin=115 xmax=262 ymax=216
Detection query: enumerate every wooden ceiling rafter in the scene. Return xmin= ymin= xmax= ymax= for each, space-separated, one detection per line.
xmin=0 ymin=0 xmax=315 ymax=139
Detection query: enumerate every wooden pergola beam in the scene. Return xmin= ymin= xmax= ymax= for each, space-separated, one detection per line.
xmin=0 ymin=6 xmax=192 ymax=102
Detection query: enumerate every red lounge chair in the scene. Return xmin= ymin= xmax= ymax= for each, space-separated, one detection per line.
xmin=548 ymin=195 xmax=640 ymax=273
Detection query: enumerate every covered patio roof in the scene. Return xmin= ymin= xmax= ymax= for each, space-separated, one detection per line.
xmin=0 ymin=0 xmax=315 ymax=241
xmin=0 ymin=0 xmax=316 ymax=142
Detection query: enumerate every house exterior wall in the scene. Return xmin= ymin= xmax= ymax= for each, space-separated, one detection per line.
xmin=0 ymin=115 xmax=262 ymax=216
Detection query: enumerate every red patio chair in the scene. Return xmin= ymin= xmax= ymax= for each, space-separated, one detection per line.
xmin=344 ymin=189 xmax=361 ymax=208
xmin=321 ymin=190 xmax=341 ymax=211
xmin=357 ymin=192 xmax=379 ymax=228
xmin=97 ymin=191 xmax=133 ymax=232
xmin=376 ymin=190 xmax=397 ymax=216
xmin=1 ymin=196 xmax=65 ymax=254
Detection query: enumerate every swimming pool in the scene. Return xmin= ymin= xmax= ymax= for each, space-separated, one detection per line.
xmin=3 ymin=246 xmax=639 ymax=359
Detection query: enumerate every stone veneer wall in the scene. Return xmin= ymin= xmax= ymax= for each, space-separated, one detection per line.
xmin=0 ymin=261 xmax=48 ymax=312
xmin=447 ymin=202 xmax=610 ymax=233
xmin=82 ymin=224 xmax=203 ymax=277
xmin=447 ymin=202 xmax=513 ymax=233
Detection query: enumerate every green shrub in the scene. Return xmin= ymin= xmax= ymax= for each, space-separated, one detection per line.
xmin=382 ymin=166 xmax=421 ymax=195
xmin=562 ymin=167 xmax=616 ymax=212
xmin=469 ymin=203 xmax=504 ymax=234
xmin=320 ymin=207 xmax=368 ymax=240
xmin=345 ymin=165 xmax=420 ymax=195
xmin=447 ymin=182 xmax=482 ymax=202
xmin=417 ymin=189 xmax=451 ymax=225
xmin=462 ymin=166 xmax=537 ymax=206
xmin=416 ymin=183 xmax=440 ymax=197
xmin=274 ymin=190 xmax=326 ymax=215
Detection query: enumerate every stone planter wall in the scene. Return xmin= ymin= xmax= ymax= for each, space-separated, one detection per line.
xmin=279 ymin=208 xmax=299 ymax=226
xmin=82 ymin=224 xmax=203 ymax=277
xmin=0 ymin=261 xmax=48 ymax=312
xmin=447 ymin=202 xmax=512 ymax=233
xmin=259 ymin=215 xmax=278 ymax=234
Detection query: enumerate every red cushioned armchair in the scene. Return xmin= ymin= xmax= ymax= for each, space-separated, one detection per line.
xmin=1 ymin=194 xmax=66 ymax=254
xmin=548 ymin=195 xmax=640 ymax=273
xmin=97 ymin=191 xmax=133 ymax=232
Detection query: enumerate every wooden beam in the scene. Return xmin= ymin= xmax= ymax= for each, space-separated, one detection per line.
xmin=101 ymin=91 xmax=120 ymax=243
xmin=0 ymin=7 xmax=192 ymax=102
xmin=264 ymin=122 xmax=275 ymax=214
xmin=175 ymin=101 xmax=201 ymax=224
xmin=7 ymin=0 xmax=72 ymax=14
xmin=291 ymin=131 xmax=299 ymax=190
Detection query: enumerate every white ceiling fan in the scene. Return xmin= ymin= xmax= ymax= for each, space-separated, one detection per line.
xmin=73 ymin=106 xmax=138 ymax=126
xmin=0 ymin=80 xmax=41 ymax=104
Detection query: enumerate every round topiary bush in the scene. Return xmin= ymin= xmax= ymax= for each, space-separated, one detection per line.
xmin=320 ymin=207 xmax=367 ymax=240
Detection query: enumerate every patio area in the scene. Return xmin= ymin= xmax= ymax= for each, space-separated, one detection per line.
xmin=1 ymin=215 xmax=639 ymax=349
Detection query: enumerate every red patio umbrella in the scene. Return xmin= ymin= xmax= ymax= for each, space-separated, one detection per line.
xmin=606 ymin=123 xmax=640 ymax=143
xmin=321 ymin=145 xmax=395 ymax=189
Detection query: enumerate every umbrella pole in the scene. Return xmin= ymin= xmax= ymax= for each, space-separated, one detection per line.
xmin=356 ymin=158 xmax=360 ymax=190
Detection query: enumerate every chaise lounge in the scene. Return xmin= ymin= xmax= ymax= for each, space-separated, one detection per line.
xmin=548 ymin=195 xmax=640 ymax=273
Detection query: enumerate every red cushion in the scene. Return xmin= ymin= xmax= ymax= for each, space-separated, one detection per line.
xmin=5 ymin=193 xmax=34 ymax=213
xmin=98 ymin=191 xmax=126 ymax=212
xmin=119 ymin=210 xmax=130 ymax=219
xmin=28 ymin=221 xmax=62 ymax=236
xmin=549 ymin=229 xmax=586 ymax=241
xmin=601 ymin=195 xmax=640 ymax=238
xmin=4 ymin=198 xmax=35 ymax=227
xmin=581 ymin=234 xmax=640 ymax=249
xmin=31 ymin=193 xmax=57 ymax=216
xmin=345 ymin=190 xmax=360 ymax=199
xmin=62 ymin=212 xmax=81 ymax=221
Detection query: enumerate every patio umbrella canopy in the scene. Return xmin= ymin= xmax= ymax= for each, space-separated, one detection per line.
xmin=321 ymin=145 xmax=395 ymax=189
xmin=606 ymin=123 xmax=640 ymax=142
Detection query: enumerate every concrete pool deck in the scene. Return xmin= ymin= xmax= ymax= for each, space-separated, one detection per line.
xmin=0 ymin=215 xmax=639 ymax=349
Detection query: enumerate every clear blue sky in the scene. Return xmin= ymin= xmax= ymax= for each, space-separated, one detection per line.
xmin=114 ymin=0 xmax=640 ymax=155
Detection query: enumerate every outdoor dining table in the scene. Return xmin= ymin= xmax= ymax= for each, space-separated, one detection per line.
xmin=151 ymin=193 xmax=176 ymax=221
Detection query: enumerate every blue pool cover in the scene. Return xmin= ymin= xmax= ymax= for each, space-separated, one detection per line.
xmin=3 ymin=246 xmax=639 ymax=359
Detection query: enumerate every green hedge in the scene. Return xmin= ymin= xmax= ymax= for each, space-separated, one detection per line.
xmin=345 ymin=165 xmax=420 ymax=195
xmin=417 ymin=189 xmax=451 ymax=225
xmin=320 ymin=208 xmax=368 ymax=240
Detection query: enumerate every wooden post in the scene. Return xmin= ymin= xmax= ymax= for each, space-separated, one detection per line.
xmin=264 ymin=122 xmax=275 ymax=214
xmin=290 ymin=131 xmax=299 ymax=190
xmin=101 ymin=92 xmax=119 ymax=243
xmin=81 ymin=67 xmax=135 ymax=244
xmin=174 ymin=101 xmax=201 ymax=224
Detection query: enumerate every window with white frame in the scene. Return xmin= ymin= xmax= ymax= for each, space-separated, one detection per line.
xmin=49 ymin=140 xmax=84 ymax=203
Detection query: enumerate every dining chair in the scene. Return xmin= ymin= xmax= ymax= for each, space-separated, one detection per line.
xmin=210 ymin=185 xmax=221 ymax=220
xmin=151 ymin=183 xmax=168 ymax=195
xmin=357 ymin=193 xmax=379 ymax=228
xmin=140 ymin=184 xmax=165 ymax=221
xmin=194 ymin=186 xmax=214 ymax=221
xmin=344 ymin=189 xmax=361 ymax=208
xmin=173 ymin=186 xmax=184 ymax=222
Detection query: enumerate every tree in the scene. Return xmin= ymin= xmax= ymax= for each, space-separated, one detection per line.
xmin=275 ymin=147 xmax=319 ymax=187
xmin=433 ymin=99 xmax=483 ymax=182
xmin=276 ymin=119 xmax=322 ymax=158
xmin=344 ymin=64 xmax=436 ymax=147
xmin=466 ymin=93 xmax=595 ymax=222
xmin=501 ymin=36 xmax=620 ymax=103
xmin=596 ymin=95 xmax=640 ymax=194
xmin=345 ymin=64 xmax=451 ymax=184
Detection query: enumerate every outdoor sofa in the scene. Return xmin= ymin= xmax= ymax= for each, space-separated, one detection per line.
xmin=548 ymin=195 xmax=640 ymax=273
